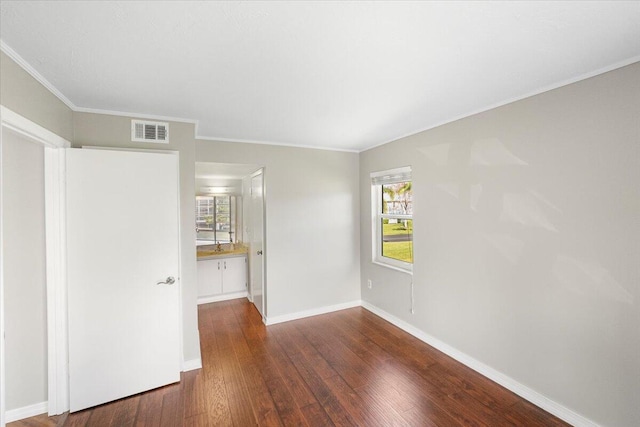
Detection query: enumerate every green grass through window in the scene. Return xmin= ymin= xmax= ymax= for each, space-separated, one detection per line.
xmin=382 ymin=221 xmax=413 ymax=263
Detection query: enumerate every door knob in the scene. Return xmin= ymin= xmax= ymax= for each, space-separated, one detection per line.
xmin=156 ymin=276 xmax=176 ymax=285
xmin=257 ymin=250 xmax=263 ymax=255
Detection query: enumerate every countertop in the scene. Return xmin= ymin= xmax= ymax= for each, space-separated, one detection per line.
xmin=197 ymin=243 xmax=248 ymax=260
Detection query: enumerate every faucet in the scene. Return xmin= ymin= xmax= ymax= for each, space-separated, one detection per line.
xmin=216 ymin=242 xmax=222 ymax=252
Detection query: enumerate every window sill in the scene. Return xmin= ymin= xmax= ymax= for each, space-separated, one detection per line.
xmin=372 ymin=260 xmax=413 ymax=275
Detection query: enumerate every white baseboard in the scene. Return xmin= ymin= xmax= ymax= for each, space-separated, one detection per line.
xmin=5 ymin=401 xmax=48 ymax=423
xmin=182 ymin=357 xmax=202 ymax=372
xmin=265 ymin=300 xmax=362 ymax=325
xmin=197 ymin=291 xmax=247 ymax=305
xmin=360 ymin=301 xmax=598 ymax=427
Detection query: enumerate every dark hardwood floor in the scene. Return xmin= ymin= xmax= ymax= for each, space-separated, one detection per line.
xmin=10 ymin=298 xmax=570 ymax=426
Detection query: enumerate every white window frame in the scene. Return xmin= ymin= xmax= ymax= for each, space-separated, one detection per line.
xmin=371 ymin=166 xmax=413 ymax=273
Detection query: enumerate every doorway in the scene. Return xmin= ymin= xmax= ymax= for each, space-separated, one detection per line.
xmin=194 ymin=162 xmax=266 ymax=318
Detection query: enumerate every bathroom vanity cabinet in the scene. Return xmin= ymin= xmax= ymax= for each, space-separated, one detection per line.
xmin=197 ymin=254 xmax=247 ymax=303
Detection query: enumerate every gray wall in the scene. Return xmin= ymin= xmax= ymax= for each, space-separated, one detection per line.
xmin=1 ymin=129 xmax=47 ymax=410
xmin=359 ymin=62 xmax=640 ymax=426
xmin=0 ymin=51 xmax=74 ymax=141
xmin=196 ymin=141 xmax=361 ymax=319
xmin=73 ymin=112 xmax=200 ymax=365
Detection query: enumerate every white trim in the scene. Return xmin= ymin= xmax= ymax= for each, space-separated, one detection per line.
xmin=360 ymin=301 xmax=599 ymax=427
xmin=74 ymin=105 xmax=197 ymax=126
xmin=196 ymin=134 xmax=359 ymax=153
xmin=197 ymin=292 xmax=248 ymax=305
xmin=371 ymin=172 xmax=413 ymax=273
xmin=0 ymin=41 xmax=355 ymax=153
xmin=0 ymin=41 xmax=76 ymax=110
xmin=0 ymin=106 xmax=70 ymax=148
xmin=79 ymin=106 xmax=358 ymax=153
xmin=371 ymin=260 xmax=414 ymax=275
xmin=265 ymin=300 xmax=362 ymax=326
xmin=81 ymin=146 xmax=176 ymax=155
xmin=360 ymin=56 xmax=640 ymax=153
xmin=1 ymin=105 xmax=70 ymax=423
xmin=5 ymin=401 xmax=48 ymax=423
xmin=44 ymin=148 xmax=68 ymax=415
xmin=1 ymin=111 xmax=6 ymax=427
xmin=3 ymin=39 xmax=639 ymax=154
xmin=181 ymin=358 xmax=202 ymax=372
xmin=370 ymin=165 xmax=412 ymax=181
xmin=173 ymin=152 xmax=186 ymax=385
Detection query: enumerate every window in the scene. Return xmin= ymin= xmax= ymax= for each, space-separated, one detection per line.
xmin=195 ymin=195 xmax=236 ymax=243
xmin=371 ymin=167 xmax=413 ymax=271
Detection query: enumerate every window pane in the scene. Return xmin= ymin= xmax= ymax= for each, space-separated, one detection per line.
xmin=195 ymin=197 xmax=214 ymax=231
xmin=381 ymin=218 xmax=413 ymax=263
xmin=215 ymin=196 xmax=231 ymax=242
xmin=382 ymin=181 xmax=412 ymax=215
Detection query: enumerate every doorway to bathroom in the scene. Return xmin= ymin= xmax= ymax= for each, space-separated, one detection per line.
xmin=195 ymin=162 xmax=266 ymax=319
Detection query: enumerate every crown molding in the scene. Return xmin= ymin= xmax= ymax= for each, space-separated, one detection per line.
xmin=0 ymin=40 xmax=77 ymax=110
xmin=359 ymin=55 xmax=640 ymax=153
xmin=4 ymin=38 xmax=638 ymax=155
xmin=74 ymin=106 xmax=198 ymax=126
xmin=1 ymin=39 xmax=355 ymax=153
xmin=196 ymin=134 xmax=359 ymax=153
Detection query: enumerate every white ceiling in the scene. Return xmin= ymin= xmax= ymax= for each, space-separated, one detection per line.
xmin=1 ymin=1 xmax=639 ymax=152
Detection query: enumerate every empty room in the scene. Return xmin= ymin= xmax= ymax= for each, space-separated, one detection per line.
xmin=1 ymin=2 xmax=639 ymax=426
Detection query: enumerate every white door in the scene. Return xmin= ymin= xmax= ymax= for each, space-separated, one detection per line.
xmin=250 ymin=170 xmax=265 ymax=318
xmin=66 ymin=148 xmax=181 ymax=412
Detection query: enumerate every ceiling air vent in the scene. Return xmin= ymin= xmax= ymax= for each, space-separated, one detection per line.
xmin=131 ymin=119 xmax=169 ymax=143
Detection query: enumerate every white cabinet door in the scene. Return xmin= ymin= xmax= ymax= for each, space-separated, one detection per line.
xmin=197 ymin=259 xmax=223 ymax=297
xmin=66 ymin=148 xmax=180 ymax=412
xmin=222 ymin=257 xmax=247 ymax=294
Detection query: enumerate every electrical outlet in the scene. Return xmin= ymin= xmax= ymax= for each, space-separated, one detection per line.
xmin=367 ymin=279 xmax=372 ymax=289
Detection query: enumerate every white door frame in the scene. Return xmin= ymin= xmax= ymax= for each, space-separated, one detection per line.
xmin=0 ymin=106 xmax=71 ymax=423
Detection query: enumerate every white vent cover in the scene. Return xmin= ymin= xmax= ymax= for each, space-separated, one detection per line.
xmin=131 ymin=120 xmax=169 ymax=143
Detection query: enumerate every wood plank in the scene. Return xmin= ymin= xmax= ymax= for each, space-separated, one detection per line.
xmin=134 ymin=386 xmax=168 ymax=427
xmin=84 ymin=400 xmax=118 ymax=427
xmin=299 ymin=402 xmax=335 ymax=427
xmin=5 ymin=414 xmax=58 ymax=427
xmin=288 ymin=351 xmax=357 ymax=427
xmin=159 ymin=391 xmax=181 ymax=427
xmin=182 ymin=370 xmax=207 ymax=419
xmin=14 ymin=298 xmax=570 ymax=427
xmin=215 ymin=318 xmax=258 ymax=426
xmin=110 ymin=395 xmax=140 ymax=427
xmin=58 ymin=411 xmax=91 ymax=427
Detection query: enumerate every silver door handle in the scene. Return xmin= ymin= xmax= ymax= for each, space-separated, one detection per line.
xmin=156 ymin=276 xmax=175 ymax=285
xmin=257 ymin=250 xmax=263 ymax=255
